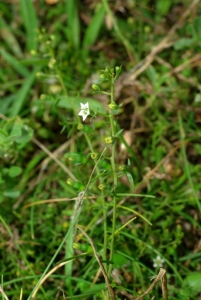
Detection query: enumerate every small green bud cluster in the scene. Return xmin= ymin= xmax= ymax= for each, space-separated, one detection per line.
xmin=92 ymin=84 xmax=101 ymax=91
xmin=77 ymin=124 xmax=84 ymax=131
xmin=118 ymin=165 xmax=126 ymax=171
xmin=108 ymin=102 xmax=118 ymax=110
xmin=100 ymin=66 xmax=122 ymax=82
xmin=91 ymin=66 xmax=122 ymax=94
xmin=40 ymin=94 xmax=46 ymax=100
xmin=48 ymin=58 xmax=56 ymax=69
xmin=30 ymin=50 xmax=37 ymax=56
xmin=104 ymin=136 xmax=113 ymax=144
xmin=91 ymin=152 xmax=98 ymax=160
xmin=98 ymin=183 xmax=105 ymax=190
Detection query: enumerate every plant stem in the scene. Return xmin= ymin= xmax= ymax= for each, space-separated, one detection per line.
xmin=84 ymin=132 xmax=108 ymax=270
xmin=108 ymin=75 xmax=118 ymax=276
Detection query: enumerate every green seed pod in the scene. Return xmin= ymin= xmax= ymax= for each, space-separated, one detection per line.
xmin=77 ymin=124 xmax=84 ymax=131
xmin=92 ymin=84 xmax=100 ymax=91
xmin=108 ymin=102 xmax=118 ymax=110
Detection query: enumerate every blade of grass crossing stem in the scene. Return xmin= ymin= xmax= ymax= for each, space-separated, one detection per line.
xmin=27 ymin=193 xmax=85 ymax=300
xmin=27 ymin=222 xmax=74 ymax=299
xmin=66 ymin=0 xmax=80 ymax=49
xmin=178 ymin=111 xmax=201 ymax=213
xmin=19 ymin=0 xmax=38 ymax=51
xmin=0 ymin=48 xmax=29 ymax=77
xmin=8 ymin=67 xmax=40 ymax=117
xmin=82 ymin=5 xmax=105 ymax=58
xmin=65 ymin=191 xmax=85 ymax=295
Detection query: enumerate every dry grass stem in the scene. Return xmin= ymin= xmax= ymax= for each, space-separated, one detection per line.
xmin=0 ymin=286 xmax=9 ymax=300
xmin=32 ymin=137 xmax=77 ymax=181
xmin=77 ymin=225 xmax=116 ymax=300
xmin=133 ymin=268 xmax=167 ymax=300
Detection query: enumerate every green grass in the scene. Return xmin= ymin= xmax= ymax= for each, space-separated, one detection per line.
xmin=1 ymin=0 xmax=201 ymax=299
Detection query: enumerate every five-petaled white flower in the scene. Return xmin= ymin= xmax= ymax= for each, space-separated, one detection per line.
xmin=78 ymin=103 xmax=90 ymax=121
xmin=153 ymin=255 xmax=164 ymax=268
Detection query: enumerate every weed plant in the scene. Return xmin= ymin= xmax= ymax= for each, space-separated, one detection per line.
xmin=1 ymin=0 xmax=201 ymax=299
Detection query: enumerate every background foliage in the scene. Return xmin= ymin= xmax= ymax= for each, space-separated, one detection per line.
xmin=0 ymin=0 xmax=201 ymax=299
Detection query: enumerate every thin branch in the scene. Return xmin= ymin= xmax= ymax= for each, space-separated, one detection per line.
xmin=133 ymin=268 xmax=167 ymax=300
xmin=77 ymin=226 xmax=116 ymax=300
xmin=0 ymin=286 xmax=9 ymax=300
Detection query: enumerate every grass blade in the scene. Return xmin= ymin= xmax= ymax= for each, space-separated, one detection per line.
xmin=66 ymin=0 xmax=80 ymax=49
xmin=19 ymin=0 xmax=38 ymax=51
xmin=0 ymin=48 xmax=29 ymax=77
xmin=0 ymin=16 xmax=23 ymax=58
xmin=8 ymin=67 xmax=39 ymax=117
xmin=82 ymin=5 xmax=105 ymax=58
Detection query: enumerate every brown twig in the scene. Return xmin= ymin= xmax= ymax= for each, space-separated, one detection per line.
xmin=124 ymin=0 xmax=200 ymax=81
xmin=77 ymin=226 xmax=116 ymax=300
xmin=133 ymin=268 xmax=167 ymax=300
xmin=162 ymin=271 xmax=168 ymax=300
xmin=0 ymin=286 xmax=9 ymax=300
xmin=32 ymin=137 xmax=77 ymax=181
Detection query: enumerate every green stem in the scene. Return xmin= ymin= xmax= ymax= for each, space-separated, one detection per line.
xmin=108 ymin=77 xmax=118 ymax=276
xmin=84 ymin=132 xmax=108 ymax=270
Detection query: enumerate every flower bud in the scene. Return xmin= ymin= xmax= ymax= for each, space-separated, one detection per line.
xmin=30 ymin=50 xmax=37 ymax=56
xmin=50 ymin=34 xmax=55 ymax=41
xmin=48 ymin=58 xmax=56 ymax=69
xmin=98 ymin=184 xmax=105 ymax=190
xmin=40 ymin=94 xmax=46 ymax=100
xmin=105 ymin=136 xmax=113 ymax=144
xmin=118 ymin=165 xmax=126 ymax=171
xmin=92 ymin=84 xmax=100 ymax=91
xmin=91 ymin=152 xmax=98 ymax=160
xmin=108 ymin=102 xmax=118 ymax=110
xmin=77 ymin=124 xmax=84 ymax=131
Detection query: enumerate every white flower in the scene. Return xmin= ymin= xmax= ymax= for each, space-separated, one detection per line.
xmin=153 ymin=255 xmax=164 ymax=268
xmin=78 ymin=103 xmax=90 ymax=121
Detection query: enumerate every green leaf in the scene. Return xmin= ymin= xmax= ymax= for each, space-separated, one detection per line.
xmin=19 ymin=0 xmax=38 ymax=51
xmin=82 ymin=5 xmax=105 ymax=57
xmin=8 ymin=166 xmax=22 ymax=178
xmin=174 ymin=38 xmax=195 ymax=50
xmin=147 ymin=65 xmax=157 ymax=83
xmin=56 ymin=96 xmax=105 ymax=113
xmin=183 ymin=272 xmax=201 ymax=296
xmin=66 ymin=0 xmax=80 ymax=49
xmin=113 ymin=253 xmax=127 ymax=268
xmin=0 ymin=129 xmax=7 ymax=143
xmin=0 ymin=17 xmax=23 ymax=58
xmin=126 ymin=172 xmax=135 ymax=190
xmin=193 ymin=16 xmax=201 ymax=36
xmin=156 ymin=0 xmax=171 ymax=15
xmin=0 ymin=48 xmax=29 ymax=77
xmin=3 ymin=190 xmax=20 ymax=198
xmin=15 ymin=126 xmax=33 ymax=144
xmin=7 ymin=127 xmax=22 ymax=141
xmin=9 ymin=68 xmax=39 ymax=117
xmin=115 ymin=129 xmax=124 ymax=138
